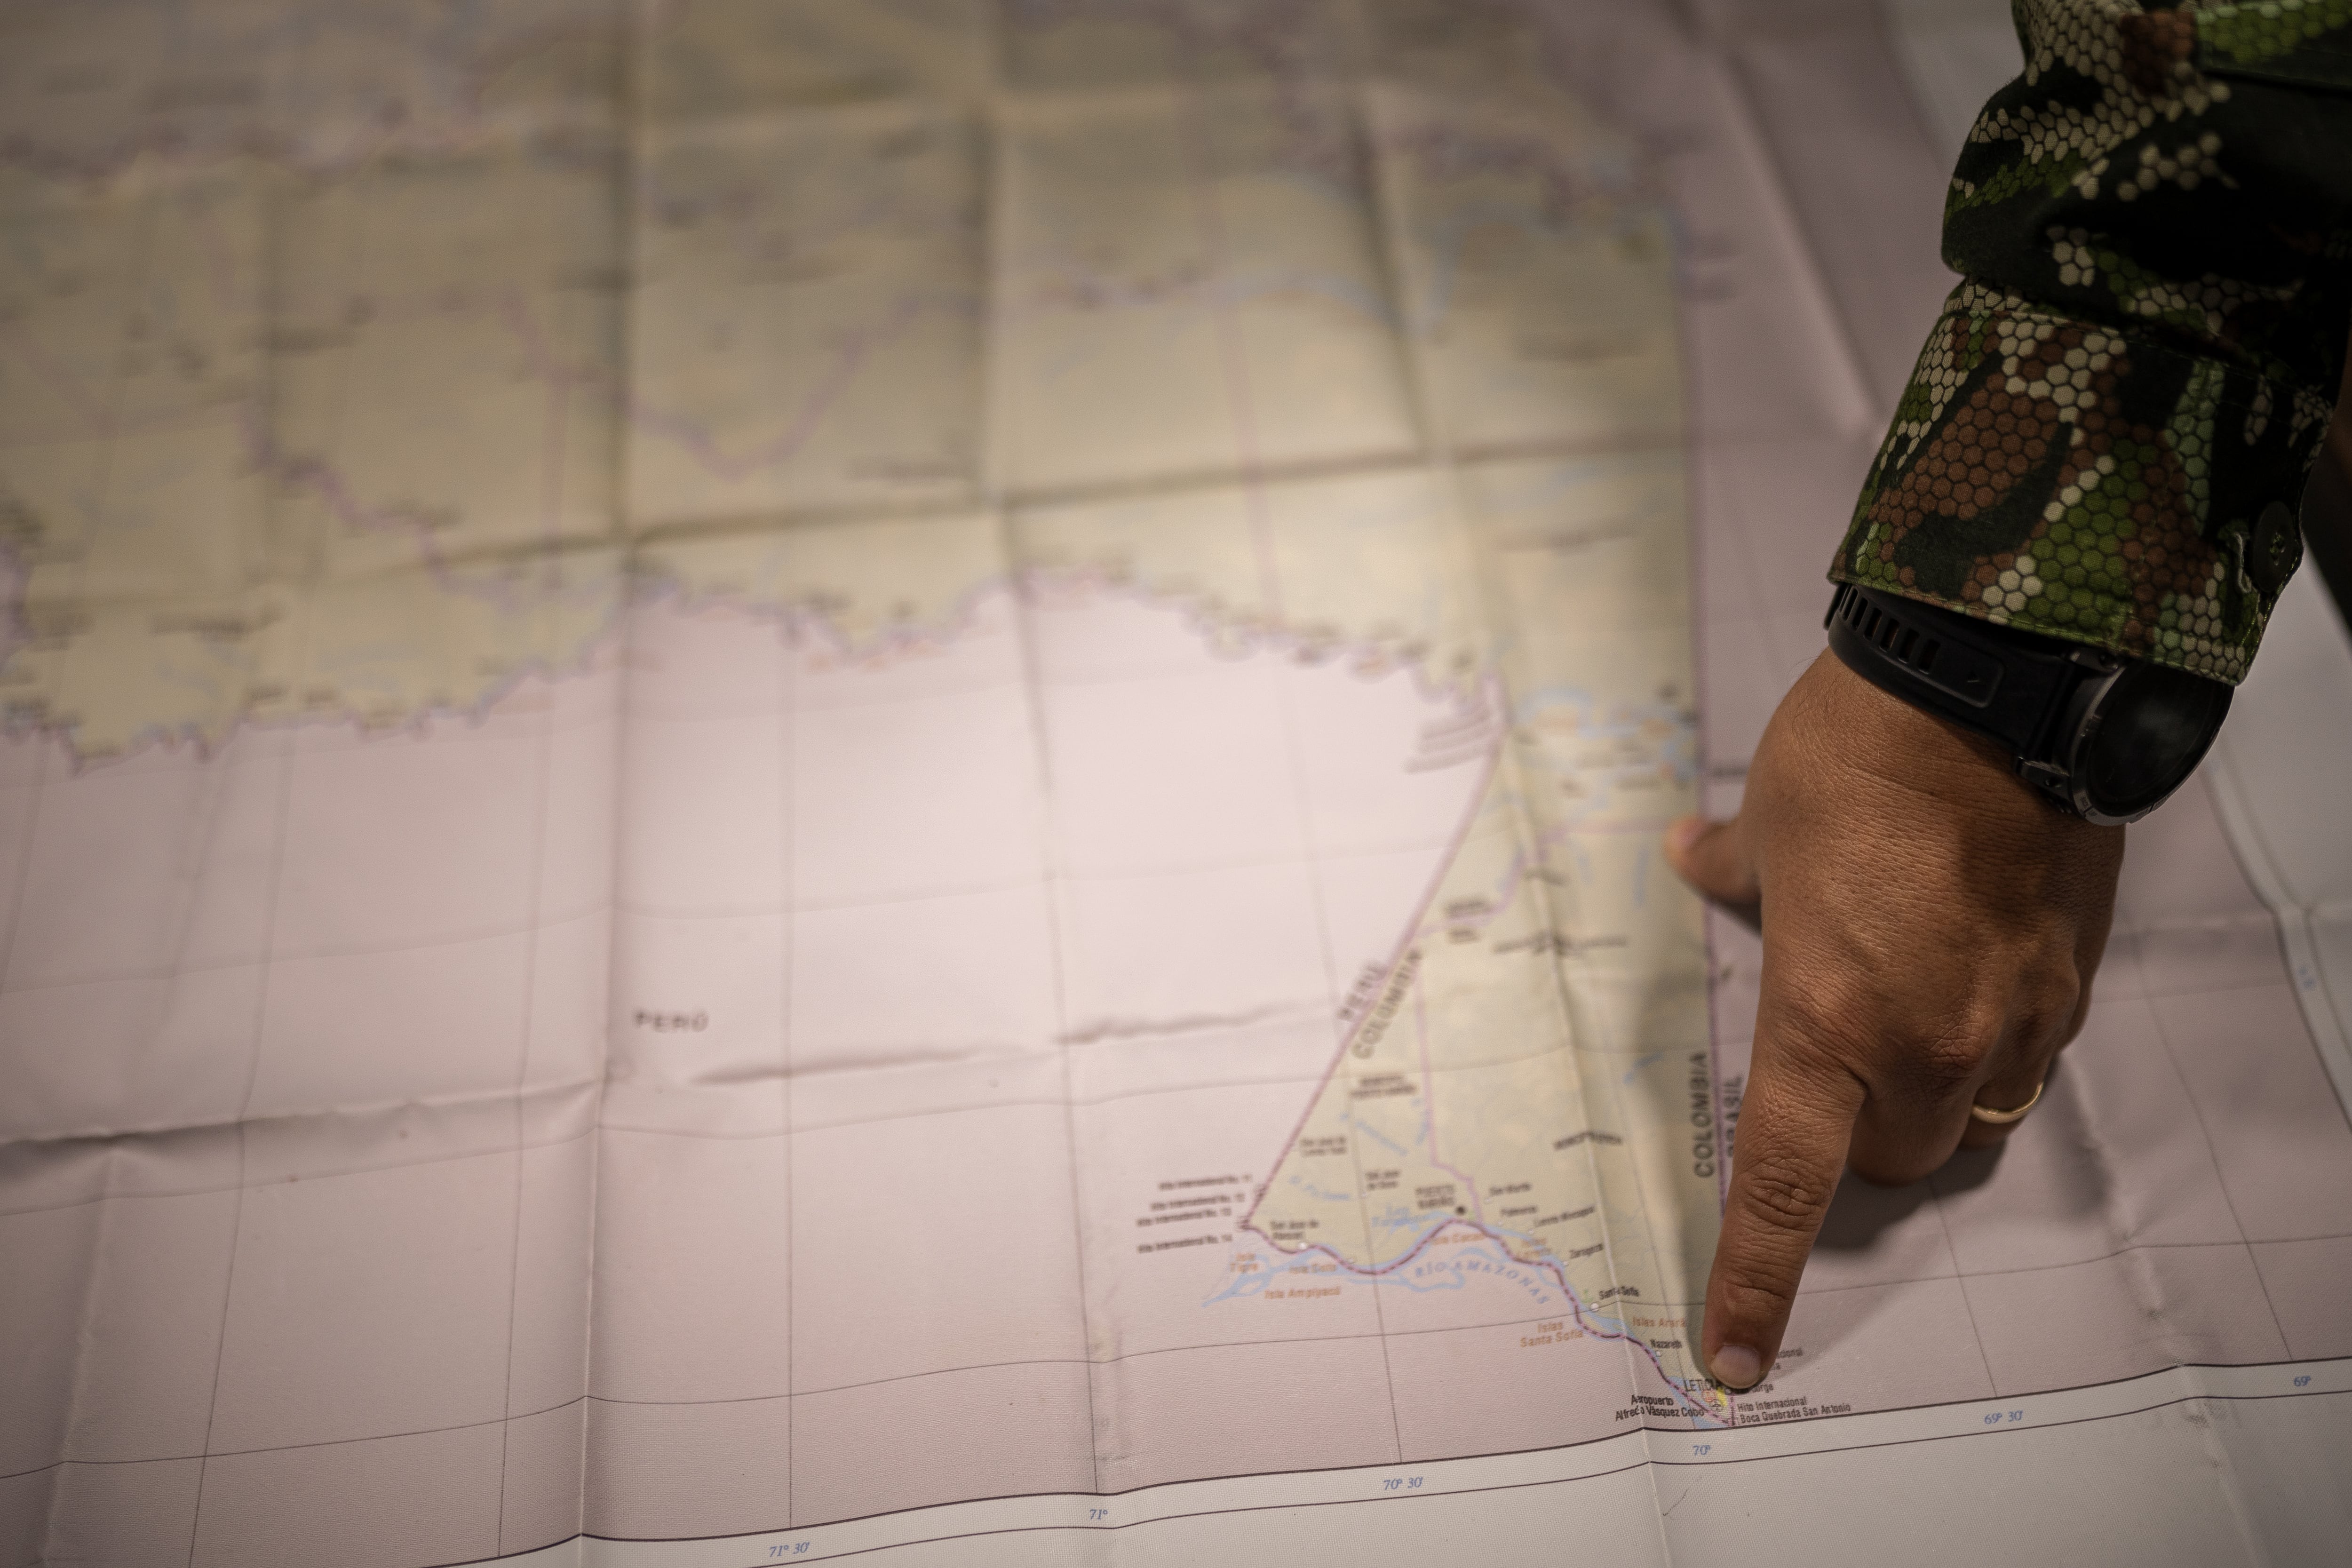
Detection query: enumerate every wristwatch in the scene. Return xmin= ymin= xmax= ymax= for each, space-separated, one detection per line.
xmin=1825 ymin=583 xmax=2233 ymax=826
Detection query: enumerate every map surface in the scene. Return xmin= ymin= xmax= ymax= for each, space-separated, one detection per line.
xmin=3 ymin=2 xmax=2350 ymax=1565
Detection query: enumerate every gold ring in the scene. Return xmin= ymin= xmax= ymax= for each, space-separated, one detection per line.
xmin=1969 ymin=1079 xmax=2045 ymax=1125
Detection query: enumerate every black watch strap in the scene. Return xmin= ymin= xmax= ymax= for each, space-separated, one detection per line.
xmin=1823 ymin=583 xmax=2232 ymax=824
xmin=1825 ymin=583 xmax=2103 ymax=763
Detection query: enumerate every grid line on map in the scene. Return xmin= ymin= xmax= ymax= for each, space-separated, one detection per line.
xmin=1919 ymin=1149 xmax=2003 ymax=1396
xmin=491 ymin=402 xmax=573 ymax=1556
xmin=410 ymin=1378 xmax=2352 ymax=1565
xmin=174 ymin=109 xmax=304 ymax=1551
xmin=779 ymin=589 xmax=801 ymax=1528
xmin=1680 ymin=406 xmax=2011 ymax=1427
xmin=0 ymin=860 xmax=2283 ymax=1001
xmin=1004 ymin=581 xmax=1108 ymax=1496
xmin=2126 ymin=1004 xmax=2293 ymax=1353
xmin=16 ymin=1350 xmax=2352 ymax=1512
xmin=180 ymin=698 xmax=303 ymax=1568
xmin=1165 ymin=31 xmax=1423 ymax=1466
xmin=1351 ymin=64 xmax=1662 ymax=1436
xmin=1673 ymin=231 xmax=1752 ymax=1509
xmin=24 ymin=1207 xmax=2347 ymax=1509
xmin=986 ymin=64 xmax=1106 ymax=1486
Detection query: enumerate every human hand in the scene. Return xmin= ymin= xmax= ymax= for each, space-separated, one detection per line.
xmin=1664 ymin=649 xmax=2125 ymax=1392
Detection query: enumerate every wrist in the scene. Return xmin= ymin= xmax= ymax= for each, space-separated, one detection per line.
xmin=1803 ymin=652 xmax=2043 ymax=820
xmin=1825 ymin=584 xmax=2230 ymax=825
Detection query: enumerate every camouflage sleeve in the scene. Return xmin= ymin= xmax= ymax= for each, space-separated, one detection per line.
xmin=1832 ymin=0 xmax=2352 ymax=682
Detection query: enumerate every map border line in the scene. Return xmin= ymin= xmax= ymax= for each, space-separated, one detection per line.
xmin=417 ymin=1353 xmax=2352 ymax=1566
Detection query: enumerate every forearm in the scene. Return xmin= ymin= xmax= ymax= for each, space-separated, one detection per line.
xmin=1832 ymin=0 xmax=2352 ymax=682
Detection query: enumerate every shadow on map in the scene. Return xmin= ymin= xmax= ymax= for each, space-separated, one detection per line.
xmin=1814 ymin=1143 xmax=2002 ymax=1258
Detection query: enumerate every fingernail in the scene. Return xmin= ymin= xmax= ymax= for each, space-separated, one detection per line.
xmin=1665 ymin=815 xmax=1707 ymax=857
xmin=1708 ymin=1344 xmax=1763 ymax=1390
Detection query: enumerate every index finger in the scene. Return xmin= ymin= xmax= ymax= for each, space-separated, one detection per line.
xmin=1701 ymin=1015 xmax=1864 ymax=1392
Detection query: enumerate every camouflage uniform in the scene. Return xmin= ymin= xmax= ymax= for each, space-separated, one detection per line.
xmin=1834 ymin=0 xmax=2352 ymax=682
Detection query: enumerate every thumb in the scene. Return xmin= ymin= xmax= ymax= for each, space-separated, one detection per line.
xmin=1665 ymin=814 xmax=1761 ymax=907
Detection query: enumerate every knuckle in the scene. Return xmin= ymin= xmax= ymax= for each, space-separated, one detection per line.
xmin=1905 ymin=1012 xmax=2001 ymax=1095
xmin=1919 ymin=1036 xmax=1994 ymax=1093
xmin=1763 ymin=985 xmax=1878 ymax=1070
xmin=2017 ymin=970 xmax=2084 ymax=1049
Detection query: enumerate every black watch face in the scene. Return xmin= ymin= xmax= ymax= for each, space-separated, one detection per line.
xmin=2079 ymin=662 xmax=2232 ymax=818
